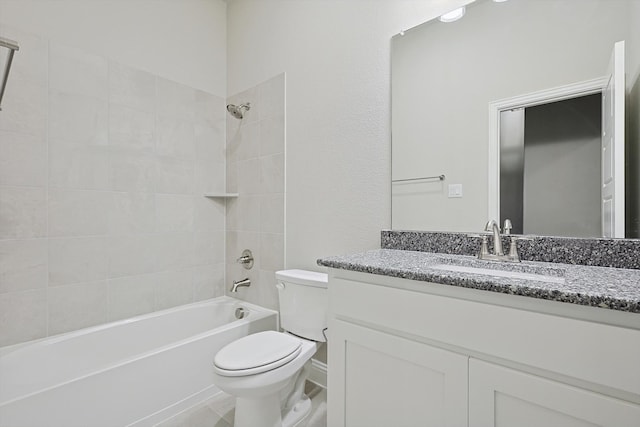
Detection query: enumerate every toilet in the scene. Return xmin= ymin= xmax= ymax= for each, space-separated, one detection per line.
xmin=212 ymin=269 xmax=328 ymax=427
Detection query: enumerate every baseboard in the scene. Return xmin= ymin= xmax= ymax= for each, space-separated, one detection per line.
xmin=308 ymin=358 xmax=327 ymax=389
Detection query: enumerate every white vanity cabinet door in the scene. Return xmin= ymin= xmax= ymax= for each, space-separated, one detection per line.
xmin=469 ymin=358 xmax=640 ymax=427
xmin=328 ymin=320 xmax=468 ymax=427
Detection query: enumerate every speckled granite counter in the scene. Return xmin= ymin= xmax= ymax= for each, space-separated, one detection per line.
xmin=317 ymin=249 xmax=640 ymax=313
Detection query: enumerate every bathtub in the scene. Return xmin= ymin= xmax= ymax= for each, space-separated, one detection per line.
xmin=0 ymin=296 xmax=277 ymax=427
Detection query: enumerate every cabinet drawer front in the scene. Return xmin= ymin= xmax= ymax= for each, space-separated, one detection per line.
xmin=328 ymin=320 xmax=468 ymax=427
xmin=330 ymin=275 xmax=640 ymax=396
xmin=469 ymin=359 xmax=640 ymax=427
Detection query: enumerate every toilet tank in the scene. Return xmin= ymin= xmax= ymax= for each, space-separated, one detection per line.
xmin=275 ymin=269 xmax=328 ymax=342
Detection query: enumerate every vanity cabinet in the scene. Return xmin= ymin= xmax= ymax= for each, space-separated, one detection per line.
xmin=331 ymin=320 xmax=468 ymax=427
xmin=469 ymin=359 xmax=640 ymax=427
xmin=327 ymin=269 xmax=640 ymax=427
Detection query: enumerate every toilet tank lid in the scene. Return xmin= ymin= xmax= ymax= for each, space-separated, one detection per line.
xmin=275 ymin=269 xmax=328 ymax=288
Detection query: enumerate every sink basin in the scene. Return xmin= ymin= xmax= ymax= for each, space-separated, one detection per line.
xmin=430 ymin=263 xmax=566 ymax=284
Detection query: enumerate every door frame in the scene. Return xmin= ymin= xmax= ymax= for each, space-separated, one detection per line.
xmin=487 ymin=77 xmax=609 ymax=223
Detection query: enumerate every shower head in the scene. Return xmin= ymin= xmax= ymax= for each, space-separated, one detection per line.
xmin=226 ymin=103 xmax=251 ymax=119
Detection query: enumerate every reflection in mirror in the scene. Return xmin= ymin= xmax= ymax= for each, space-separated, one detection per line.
xmin=391 ymin=0 xmax=640 ymax=238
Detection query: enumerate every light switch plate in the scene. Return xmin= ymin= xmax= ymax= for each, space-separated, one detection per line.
xmin=448 ymin=184 xmax=463 ymax=198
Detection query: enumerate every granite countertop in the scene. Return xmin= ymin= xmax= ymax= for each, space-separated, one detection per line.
xmin=317 ymin=249 xmax=640 ymax=313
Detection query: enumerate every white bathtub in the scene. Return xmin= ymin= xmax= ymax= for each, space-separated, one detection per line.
xmin=0 ymin=296 xmax=277 ymax=427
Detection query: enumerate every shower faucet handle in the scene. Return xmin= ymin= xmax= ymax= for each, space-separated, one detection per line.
xmin=236 ymin=249 xmax=254 ymax=269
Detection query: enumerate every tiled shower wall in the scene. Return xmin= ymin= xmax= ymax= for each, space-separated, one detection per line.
xmin=225 ymin=74 xmax=285 ymax=310
xmin=0 ymin=28 xmax=227 ymax=347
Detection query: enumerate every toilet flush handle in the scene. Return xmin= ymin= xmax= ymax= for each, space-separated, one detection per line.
xmin=276 ymin=282 xmax=285 ymax=290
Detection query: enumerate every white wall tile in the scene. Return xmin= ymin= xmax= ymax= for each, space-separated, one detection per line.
xmin=48 ymin=189 xmax=109 ymax=237
xmin=261 ymin=194 xmax=285 ymax=234
xmin=109 ymin=103 xmax=155 ymax=151
xmin=155 ymin=156 xmax=195 ymax=194
xmin=196 ymin=159 xmax=225 ymax=195
xmin=226 ymin=161 xmax=238 ymax=193
xmin=154 ymin=268 xmax=193 ymax=310
xmin=234 ymin=195 xmax=261 ymax=232
xmin=48 ymin=237 xmax=107 ymax=286
xmin=109 ymin=149 xmax=157 ymax=192
xmin=225 ymin=76 xmax=285 ymax=309
xmin=0 ymin=239 xmax=47 ymax=294
xmin=0 ymin=33 xmax=229 ymax=345
xmin=49 ymin=140 xmax=110 ymax=190
xmin=236 ymin=158 xmax=260 ymax=195
xmin=260 ymin=116 xmax=285 ymax=156
xmin=49 ymin=91 xmax=108 ymax=146
xmin=193 ymin=264 xmax=225 ymax=301
xmin=193 ymin=196 xmax=225 ymax=232
xmin=195 ymin=90 xmax=224 ymax=129
xmin=107 ymin=274 xmax=156 ymax=321
xmin=0 ymin=186 xmax=47 ymax=238
xmin=154 ymin=232 xmax=195 ymax=271
xmin=195 ymin=123 xmax=225 ymax=163
xmin=108 ymin=192 xmax=156 ymax=235
xmin=49 ymin=43 xmax=108 ymax=99
xmin=0 ymin=131 xmax=47 ymax=187
xmin=109 ymin=61 xmax=156 ymax=113
xmin=47 ymin=281 xmax=108 ymax=335
xmin=156 ymin=194 xmax=194 ymax=232
xmin=194 ymin=231 xmax=225 ymax=266
xmin=156 ymin=78 xmax=195 ymax=122
xmin=235 ymin=122 xmax=260 ymax=161
xmin=260 ymin=153 xmax=284 ymax=194
xmin=107 ymin=235 xmax=157 ymax=278
xmin=156 ymin=116 xmax=195 ymax=160
xmin=0 ymin=80 xmax=48 ymax=137
xmin=0 ymin=289 xmax=47 ymax=347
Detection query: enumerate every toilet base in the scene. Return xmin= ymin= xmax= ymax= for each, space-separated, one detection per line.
xmin=283 ymin=394 xmax=311 ymax=427
xmin=233 ymin=393 xmax=311 ymax=427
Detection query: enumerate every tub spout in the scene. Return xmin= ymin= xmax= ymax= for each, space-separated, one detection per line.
xmin=231 ymin=278 xmax=251 ymax=292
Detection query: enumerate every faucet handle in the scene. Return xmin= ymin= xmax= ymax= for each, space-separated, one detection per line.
xmin=503 ymin=219 xmax=512 ymax=235
xmin=507 ymin=236 xmax=521 ymax=262
xmin=477 ymin=235 xmax=490 ymax=259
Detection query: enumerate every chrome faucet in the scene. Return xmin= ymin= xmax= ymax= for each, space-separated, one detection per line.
xmin=477 ymin=219 xmax=522 ymax=262
xmin=230 ymin=278 xmax=251 ymax=292
xmin=485 ymin=219 xmax=504 ymax=256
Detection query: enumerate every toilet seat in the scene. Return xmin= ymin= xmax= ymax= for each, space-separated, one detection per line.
xmin=214 ymin=331 xmax=302 ymax=377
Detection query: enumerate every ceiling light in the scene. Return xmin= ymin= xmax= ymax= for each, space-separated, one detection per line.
xmin=439 ymin=6 xmax=466 ymax=23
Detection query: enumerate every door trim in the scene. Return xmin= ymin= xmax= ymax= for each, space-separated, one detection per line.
xmin=487 ymin=77 xmax=609 ymax=222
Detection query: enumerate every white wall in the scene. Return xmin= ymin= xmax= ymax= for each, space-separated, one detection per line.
xmin=227 ymin=0 xmax=470 ymax=271
xmin=0 ymin=0 xmax=226 ymax=96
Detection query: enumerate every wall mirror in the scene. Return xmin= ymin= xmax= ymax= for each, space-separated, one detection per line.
xmin=391 ymin=0 xmax=640 ymax=238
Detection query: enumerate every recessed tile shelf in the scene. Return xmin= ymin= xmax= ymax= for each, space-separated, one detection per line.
xmin=203 ymin=193 xmax=239 ymax=198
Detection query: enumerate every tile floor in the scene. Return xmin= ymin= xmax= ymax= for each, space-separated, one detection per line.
xmin=157 ymin=382 xmax=327 ymax=427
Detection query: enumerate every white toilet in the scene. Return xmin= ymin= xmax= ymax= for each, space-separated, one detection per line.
xmin=212 ymin=269 xmax=328 ymax=427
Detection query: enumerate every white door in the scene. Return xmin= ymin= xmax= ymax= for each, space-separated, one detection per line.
xmin=328 ymin=320 xmax=468 ymax=427
xmin=601 ymin=40 xmax=625 ymax=238
xmin=469 ymin=359 xmax=640 ymax=427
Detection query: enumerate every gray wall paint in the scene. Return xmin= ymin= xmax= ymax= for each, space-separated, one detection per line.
xmin=523 ymin=94 xmax=602 ymax=237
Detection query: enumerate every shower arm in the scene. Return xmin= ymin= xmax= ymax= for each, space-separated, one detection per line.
xmin=0 ymin=37 xmax=20 ymax=112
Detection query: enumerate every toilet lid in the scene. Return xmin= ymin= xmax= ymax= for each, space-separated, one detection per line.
xmin=213 ymin=331 xmax=302 ymax=377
